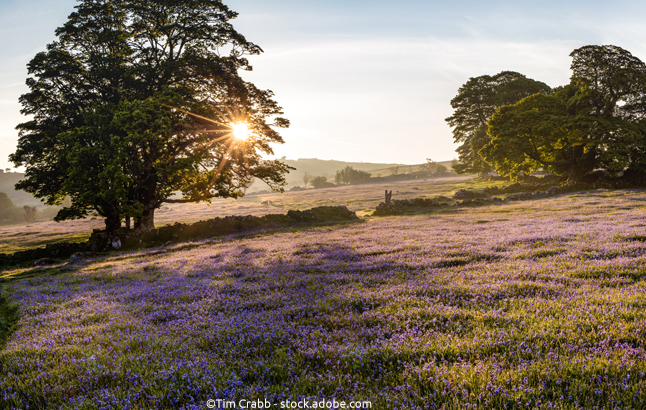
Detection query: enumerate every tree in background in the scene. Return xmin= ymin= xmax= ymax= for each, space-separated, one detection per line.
xmin=421 ymin=159 xmax=449 ymax=176
xmin=23 ymin=205 xmax=37 ymax=223
xmin=422 ymin=159 xmax=435 ymax=174
xmin=446 ymin=71 xmax=551 ymax=176
xmin=334 ymin=171 xmax=343 ymax=185
xmin=310 ymin=176 xmax=335 ymax=189
xmin=0 ymin=192 xmax=21 ymax=224
xmin=10 ymin=0 xmax=290 ymax=238
xmin=0 ymin=192 xmax=17 ymax=213
xmin=483 ymin=45 xmax=646 ymax=179
xmin=335 ymin=168 xmax=348 ymax=184
xmin=335 ymin=166 xmax=371 ymax=185
xmin=302 ymin=172 xmax=311 ymax=188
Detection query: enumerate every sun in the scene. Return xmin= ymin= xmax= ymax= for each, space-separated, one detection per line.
xmin=231 ymin=122 xmax=249 ymax=140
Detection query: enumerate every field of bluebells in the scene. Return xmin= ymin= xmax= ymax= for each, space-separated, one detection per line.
xmin=1 ymin=189 xmax=646 ymax=409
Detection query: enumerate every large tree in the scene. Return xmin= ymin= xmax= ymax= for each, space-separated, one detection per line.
xmin=10 ymin=0 xmax=291 ymax=236
xmin=482 ymin=45 xmax=646 ymax=179
xmin=445 ymin=71 xmax=551 ymax=176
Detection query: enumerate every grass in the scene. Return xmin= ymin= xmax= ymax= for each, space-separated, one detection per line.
xmin=0 ymin=282 xmax=18 ymax=350
xmin=0 ymin=223 xmax=99 ymax=254
xmin=0 ymin=175 xmax=485 ymax=254
xmin=2 ymin=181 xmax=646 ymax=409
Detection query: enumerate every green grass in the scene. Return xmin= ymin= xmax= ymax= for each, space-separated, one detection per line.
xmin=0 ymin=231 xmax=91 ymax=255
xmin=0 ymin=284 xmax=18 ymax=350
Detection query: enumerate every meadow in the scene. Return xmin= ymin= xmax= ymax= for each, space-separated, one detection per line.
xmin=1 ymin=181 xmax=646 ymax=409
xmin=0 ymin=176 xmax=482 ymax=254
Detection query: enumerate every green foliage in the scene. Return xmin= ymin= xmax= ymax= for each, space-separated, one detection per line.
xmin=423 ymin=158 xmax=448 ymax=175
xmin=310 ymin=176 xmax=334 ymax=189
xmin=0 ymin=193 xmax=22 ymax=224
xmin=483 ymin=45 xmax=646 ymax=179
xmin=23 ymin=205 xmax=37 ymax=223
xmin=302 ymin=172 xmax=311 ymax=188
xmin=0 ymin=192 xmax=16 ymax=213
xmin=446 ymin=71 xmax=551 ymax=175
xmin=335 ymin=166 xmax=372 ymax=185
xmin=10 ymin=0 xmax=291 ymax=234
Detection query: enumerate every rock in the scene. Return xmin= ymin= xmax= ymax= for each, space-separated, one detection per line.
xmin=111 ymin=236 xmax=122 ymax=250
xmin=33 ymin=258 xmax=56 ymax=266
xmin=373 ymin=202 xmax=402 ymax=215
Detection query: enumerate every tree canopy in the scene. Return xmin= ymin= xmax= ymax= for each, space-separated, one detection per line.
xmin=310 ymin=176 xmax=334 ymax=189
xmin=10 ymin=0 xmax=291 ymax=236
xmin=482 ymin=45 xmax=646 ymax=179
xmin=334 ymin=166 xmax=371 ymax=185
xmin=0 ymin=192 xmax=23 ymax=224
xmin=445 ymin=71 xmax=551 ymax=176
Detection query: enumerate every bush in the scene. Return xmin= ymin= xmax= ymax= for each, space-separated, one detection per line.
xmin=310 ymin=176 xmax=336 ymax=189
xmin=335 ymin=166 xmax=372 ymax=185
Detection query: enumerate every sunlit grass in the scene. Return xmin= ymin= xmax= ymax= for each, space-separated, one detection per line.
xmin=0 ymin=176 xmax=484 ymax=253
xmin=2 ymin=191 xmax=646 ymax=408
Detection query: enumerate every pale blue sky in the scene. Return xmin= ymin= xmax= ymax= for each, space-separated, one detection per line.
xmin=2 ymin=0 xmax=646 ymax=169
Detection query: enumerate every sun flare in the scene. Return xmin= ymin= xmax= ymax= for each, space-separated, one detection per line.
xmin=231 ymin=122 xmax=249 ymax=140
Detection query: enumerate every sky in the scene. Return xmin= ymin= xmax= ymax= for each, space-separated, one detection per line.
xmin=3 ymin=0 xmax=646 ymax=170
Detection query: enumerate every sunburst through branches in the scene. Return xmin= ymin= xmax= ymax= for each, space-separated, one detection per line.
xmin=231 ymin=122 xmax=249 ymax=141
xmin=157 ymin=100 xmax=255 ymax=192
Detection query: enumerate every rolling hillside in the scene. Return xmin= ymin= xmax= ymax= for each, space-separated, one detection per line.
xmin=261 ymin=158 xmax=456 ymax=190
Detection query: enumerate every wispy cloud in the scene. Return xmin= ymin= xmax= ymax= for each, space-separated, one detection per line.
xmin=245 ymin=35 xmax=580 ymax=162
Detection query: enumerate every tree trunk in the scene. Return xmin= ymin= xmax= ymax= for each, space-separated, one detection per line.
xmin=134 ymin=171 xmax=158 ymax=233
xmin=134 ymin=208 xmax=155 ymax=232
xmin=104 ymin=214 xmax=121 ymax=237
xmin=569 ymin=145 xmax=586 ymax=180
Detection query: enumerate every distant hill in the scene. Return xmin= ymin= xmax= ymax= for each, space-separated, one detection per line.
xmin=0 ymin=172 xmax=43 ymax=207
xmin=251 ymin=158 xmax=456 ymax=191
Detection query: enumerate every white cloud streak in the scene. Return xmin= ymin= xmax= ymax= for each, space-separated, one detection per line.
xmin=242 ymin=36 xmax=578 ymax=163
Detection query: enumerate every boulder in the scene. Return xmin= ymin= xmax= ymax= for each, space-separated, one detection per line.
xmin=111 ymin=236 xmax=122 ymax=250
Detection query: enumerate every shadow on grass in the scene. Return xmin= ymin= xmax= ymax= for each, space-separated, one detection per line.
xmin=0 ymin=286 xmax=19 ymax=350
xmin=0 ymin=265 xmax=75 ymax=349
xmin=1 ymin=265 xmax=70 ymax=283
